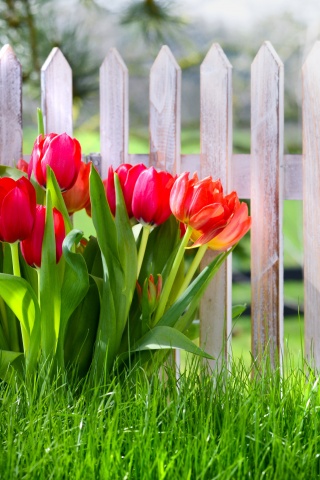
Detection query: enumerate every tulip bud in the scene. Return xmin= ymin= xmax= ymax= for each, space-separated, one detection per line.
xmin=29 ymin=133 xmax=82 ymax=191
xmin=0 ymin=177 xmax=36 ymax=243
xmin=20 ymin=205 xmax=65 ymax=267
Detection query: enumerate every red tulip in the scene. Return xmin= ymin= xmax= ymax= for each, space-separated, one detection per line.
xmin=104 ymin=163 xmax=147 ymax=217
xmin=62 ymin=161 xmax=91 ymax=214
xmin=170 ymin=172 xmax=251 ymax=250
xmin=29 ymin=133 xmax=82 ymax=191
xmin=20 ymin=205 xmax=65 ymax=267
xmin=0 ymin=177 xmax=36 ymax=243
xmin=132 ymin=167 xmax=175 ymax=226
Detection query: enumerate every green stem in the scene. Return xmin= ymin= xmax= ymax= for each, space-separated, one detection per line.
xmin=137 ymin=225 xmax=151 ymax=277
xmin=37 ymin=108 xmax=45 ymax=136
xmin=10 ymin=242 xmax=21 ymax=277
xmin=175 ymin=244 xmax=208 ymax=300
xmin=154 ymin=225 xmax=193 ymax=324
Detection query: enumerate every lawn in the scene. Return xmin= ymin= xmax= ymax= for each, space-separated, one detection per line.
xmin=0 ymin=357 xmax=319 ymax=479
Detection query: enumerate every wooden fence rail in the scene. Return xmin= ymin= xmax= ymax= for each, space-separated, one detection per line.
xmin=0 ymin=41 xmax=316 ymax=369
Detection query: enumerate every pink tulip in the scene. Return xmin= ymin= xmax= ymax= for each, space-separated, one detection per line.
xmin=132 ymin=167 xmax=175 ymax=226
xmin=29 ymin=133 xmax=81 ymax=191
xmin=104 ymin=163 xmax=147 ymax=217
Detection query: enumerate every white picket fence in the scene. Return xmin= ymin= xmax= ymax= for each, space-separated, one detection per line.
xmin=0 ymin=41 xmax=319 ymax=370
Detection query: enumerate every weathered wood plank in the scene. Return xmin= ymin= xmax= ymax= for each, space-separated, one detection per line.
xmin=0 ymin=45 xmax=22 ymax=166
xmin=302 ymin=41 xmax=320 ymax=367
xmin=100 ymin=48 xmax=128 ymax=179
xmin=149 ymin=46 xmax=181 ymax=173
xmin=251 ymin=41 xmax=284 ymax=368
xmin=199 ymin=43 xmax=233 ymax=370
xmin=41 ymin=48 xmax=73 ymax=135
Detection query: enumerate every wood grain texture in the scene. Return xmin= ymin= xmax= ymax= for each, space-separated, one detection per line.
xmin=100 ymin=48 xmax=128 ymax=178
xmin=251 ymin=42 xmax=284 ymax=368
xmin=199 ymin=44 xmax=233 ymax=370
xmin=0 ymin=45 xmax=22 ymax=166
xmin=41 ymin=48 xmax=73 ymax=136
xmin=149 ymin=46 xmax=181 ymax=173
xmin=302 ymin=42 xmax=320 ymax=367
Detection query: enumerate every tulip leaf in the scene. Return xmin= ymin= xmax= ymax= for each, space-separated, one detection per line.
xmin=232 ymin=304 xmax=247 ymax=319
xmin=46 ymin=167 xmax=72 ymax=232
xmin=114 ymin=174 xmax=138 ymax=333
xmin=0 ymin=350 xmax=24 ymax=382
xmin=39 ymin=190 xmax=63 ymax=359
xmin=157 ymin=249 xmax=232 ymax=332
xmin=60 ymin=229 xmax=89 ymax=327
xmin=132 ymin=325 xmax=213 ymax=359
xmin=0 ymin=273 xmax=40 ymax=373
xmin=64 ymin=277 xmax=100 ymax=378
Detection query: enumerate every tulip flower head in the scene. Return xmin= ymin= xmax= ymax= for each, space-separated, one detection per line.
xmin=62 ymin=161 xmax=91 ymax=214
xmin=104 ymin=163 xmax=147 ymax=217
xmin=132 ymin=167 xmax=175 ymax=226
xmin=29 ymin=133 xmax=82 ymax=191
xmin=0 ymin=177 xmax=36 ymax=243
xmin=170 ymin=172 xmax=251 ymax=250
xmin=20 ymin=205 xmax=65 ymax=268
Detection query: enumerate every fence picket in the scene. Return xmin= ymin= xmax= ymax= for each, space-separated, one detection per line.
xmin=251 ymin=42 xmax=284 ymax=368
xmin=302 ymin=42 xmax=320 ymax=367
xmin=199 ymin=44 xmax=233 ymax=368
xmin=0 ymin=45 xmax=22 ymax=167
xmin=149 ymin=46 xmax=181 ymax=173
xmin=41 ymin=48 xmax=73 ymax=135
xmin=100 ymin=48 xmax=128 ymax=179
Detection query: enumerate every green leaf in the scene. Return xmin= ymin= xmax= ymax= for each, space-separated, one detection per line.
xmin=0 ymin=273 xmax=40 ymax=373
xmin=114 ymin=174 xmax=138 ymax=333
xmin=60 ymin=229 xmax=89 ymax=327
xmin=232 ymin=304 xmax=247 ymax=319
xmin=46 ymin=167 xmax=72 ymax=233
xmin=0 ymin=350 xmax=24 ymax=382
xmin=39 ymin=190 xmax=62 ymax=359
xmin=157 ymin=249 xmax=232 ymax=332
xmin=64 ymin=278 xmax=100 ymax=378
xmin=89 ymin=167 xmax=137 ymax=375
xmin=132 ymin=325 xmax=213 ymax=359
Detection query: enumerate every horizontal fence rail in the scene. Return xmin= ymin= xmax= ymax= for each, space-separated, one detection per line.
xmin=0 ymin=40 xmax=316 ymax=369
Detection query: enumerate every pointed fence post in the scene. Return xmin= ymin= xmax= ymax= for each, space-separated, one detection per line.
xmin=199 ymin=44 xmax=233 ymax=370
xmin=100 ymin=48 xmax=129 ymax=179
xmin=251 ymin=42 xmax=284 ymax=369
xmin=302 ymin=42 xmax=320 ymax=367
xmin=149 ymin=46 xmax=181 ymax=174
xmin=41 ymin=48 xmax=73 ymax=135
xmin=0 ymin=45 xmax=22 ymax=166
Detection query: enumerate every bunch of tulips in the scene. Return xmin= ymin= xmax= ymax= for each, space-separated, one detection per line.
xmin=0 ymin=127 xmax=251 ymax=386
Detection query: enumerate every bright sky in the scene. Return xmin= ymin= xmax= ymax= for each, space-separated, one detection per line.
xmin=181 ymin=0 xmax=319 ymax=27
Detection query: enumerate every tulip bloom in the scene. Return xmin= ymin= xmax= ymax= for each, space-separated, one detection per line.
xmin=0 ymin=177 xmax=36 ymax=243
xmin=29 ymin=133 xmax=81 ymax=191
xmin=132 ymin=167 xmax=175 ymax=226
xmin=20 ymin=205 xmax=65 ymax=268
xmin=104 ymin=163 xmax=147 ymax=217
xmin=62 ymin=161 xmax=91 ymax=214
xmin=170 ymin=172 xmax=251 ymax=250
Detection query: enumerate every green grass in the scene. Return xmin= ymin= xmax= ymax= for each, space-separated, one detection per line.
xmin=1 ymin=357 xmax=319 ymax=479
